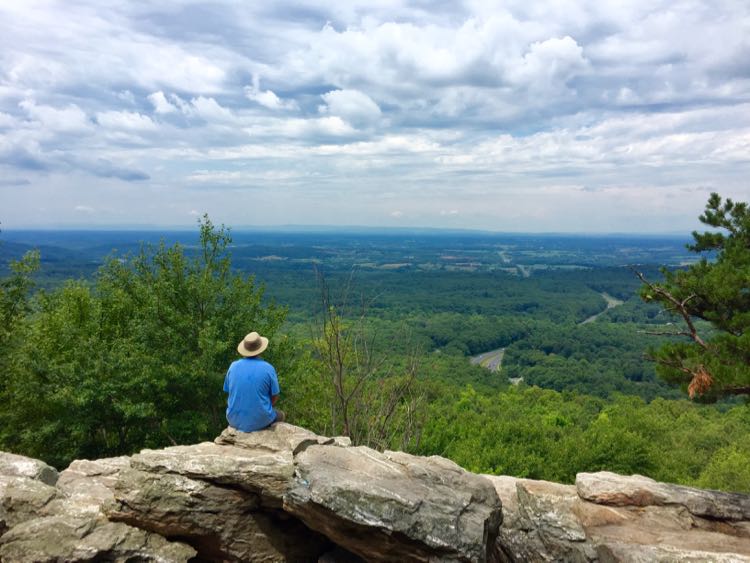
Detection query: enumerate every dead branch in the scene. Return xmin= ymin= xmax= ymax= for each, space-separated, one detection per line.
xmin=633 ymin=269 xmax=709 ymax=350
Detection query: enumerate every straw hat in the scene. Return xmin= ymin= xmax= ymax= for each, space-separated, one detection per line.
xmin=237 ymin=331 xmax=269 ymax=357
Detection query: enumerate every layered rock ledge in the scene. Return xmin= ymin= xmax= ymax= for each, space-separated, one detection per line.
xmin=0 ymin=423 xmax=748 ymax=562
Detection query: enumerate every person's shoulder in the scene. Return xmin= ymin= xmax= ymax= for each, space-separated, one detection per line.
xmin=228 ymin=358 xmax=251 ymax=371
xmin=253 ymin=358 xmax=277 ymax=373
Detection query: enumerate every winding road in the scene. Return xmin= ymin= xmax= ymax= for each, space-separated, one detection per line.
xmin=470 ymin=347 xmax=506 ymax=372
xmin=580 ymin=292 xmax=624 ymax=324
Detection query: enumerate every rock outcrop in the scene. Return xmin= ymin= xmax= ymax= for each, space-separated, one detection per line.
xmin=487 ymin=472 xmax=750 ymax=562
xmin=1 ymin=423 xmax=749 ymax=562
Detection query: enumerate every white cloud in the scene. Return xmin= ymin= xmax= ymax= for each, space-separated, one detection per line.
xmin=319 ymin=89 xmax=381 ymax=127
xmin=188 ymin=96 xmax=234 ymax=122
xmin=161 ymin=94 xmax=234 ymax=122
xmin=244 ymin=75 xmax=298 ymax=110
xmin=96 ymin=111 xmax=157 ymax=131
xmin=19 ymin=99 xmax=90 ymax=132
xmin=507 ymin=36 xmax=589 ymax=89
xmin=0 ymin=112 xmax=18 ymax=128
xmin=148 ymin=91 xmax=177 ymax=114
xmin=0 ymin=1 xmax=748 ymax=231
xmin=117 ymin=90 xmax=135 ymax=104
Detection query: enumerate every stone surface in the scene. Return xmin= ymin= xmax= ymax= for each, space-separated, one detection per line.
xmin=0 ymin=513 xmax=196 ymax=562
xmin=486 ymin=475 xmax=596 ymax=563
xmin=1 ymin=452 xmax=197 ymax=562
xmin=491 ymin=471 xmax=750 ymax=563
xmin=107 ymin=464 xmax=331 ymax=561
xmin=4 ymin=427 xmax=750 ymax=563
xmin=215 ymin=422 xmax=336 ymax=454
xmin=596 ymin=542 xmax=750 ymax=562
xmin=132 ymin=441 xmax=294 ymax=503
xmin=54 ymin=456 xmax=131 ymax=516
xmin=0 ymin=475 xmax=58 ymax=535
xmin=577 ymin=471 xmax=750 ymax=520
xmin=285 ymin=444 xmax=502 ymax=562
xmin=0 ymin=451 xmax=58 ymax=486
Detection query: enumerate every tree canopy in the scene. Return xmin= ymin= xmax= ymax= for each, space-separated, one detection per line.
xmin=640 ymin=193 xmax=750 ymax=399
xmin=0 ymin=217 xmax=289 ymax=467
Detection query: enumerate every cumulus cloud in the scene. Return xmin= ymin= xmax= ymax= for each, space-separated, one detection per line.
xmin=244 ymin=75 xmax=298 ymax=111
xmin=19 ymin=99 xmax=90 ymax=132
xmin=148 ymin=91 xmax=177 ymax=114
xmin=0 ymin=1 xmax=748 ymax=230
xmin=319 ymin=89 xmax=381 ymax=127
xmin=188 ymin=96 xmax=234 ymax=122
xmin=96 ymin=111 xmax=157 ymax=131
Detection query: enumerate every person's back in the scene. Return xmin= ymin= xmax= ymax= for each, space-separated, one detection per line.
xmin=224 ymin=357 xmax=279 ymax=432
xmin=223 ymin=332 xmax=282 ymax=432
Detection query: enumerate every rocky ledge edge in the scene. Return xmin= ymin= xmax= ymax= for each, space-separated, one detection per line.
xmin=0 ymin=422 xmax=748 ymax=562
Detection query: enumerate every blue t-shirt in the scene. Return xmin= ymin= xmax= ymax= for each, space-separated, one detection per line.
xmin=223 ymin=357 xmax=280 ymax=432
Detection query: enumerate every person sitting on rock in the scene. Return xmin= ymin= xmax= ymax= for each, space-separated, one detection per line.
xmin=223 ymin=331 xmax=285 ymax=432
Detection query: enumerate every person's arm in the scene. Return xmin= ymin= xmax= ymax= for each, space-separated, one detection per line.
xmin=223 ymin=367 xmax=231 ymax=393
xmin=269 ymin=364 xmax=280 ymax=405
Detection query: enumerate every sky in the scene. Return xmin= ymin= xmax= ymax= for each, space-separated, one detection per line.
xmin=0 ymin=1 xmax=748 ymax=233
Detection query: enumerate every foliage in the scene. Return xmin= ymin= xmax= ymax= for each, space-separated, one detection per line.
xmin=0 ymin=249 xmax=39 ymax=361
xmin=2 ymin=224 xmax=749 ymax=494
xmin=0 ymin=217 xmax=288 ymax=467
xmin=308 ymin=271 xmax=424 ymax=451
xmin=502 ymin=321 xmax=680 ymax=400
xmin=639 ymin=193 xmax=750 ymax=398
xmin=0 ymin=249 xmax=40 ymax=445
xmin=417 ymin=385 xmax=750 ymax=492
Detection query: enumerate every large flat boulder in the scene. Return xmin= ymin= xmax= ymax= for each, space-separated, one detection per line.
xmin=4 ymin=432 xmax=750 ymax=563
xmin=491 ymin=471 xmax=750 ymax=563
xmin=0 ymin=451 xmax=58 ymax=486
xmin=54 ymin=456 xmax=131 ymax=516
xmin=0 ymin=513 xmax=196 ymax=562
xmin=0 ymin=475 xmax=59 ymax=535
xmin=215 ymin=422 xmax=339 ymax=454
xmin=285 ymin=444 xmax=502 ymax=562
xmin=132 ymin=441 xmax=294 ymax=503
xmin=485 ymin=475 xmax=598 ymax=562
xmin=577 ymin=471 xmax=750 ymax=520
xmin=107 ymin=464 xmax=331 ymax=561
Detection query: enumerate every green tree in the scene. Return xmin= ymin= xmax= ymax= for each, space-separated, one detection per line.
xmin=639 ymin=193 xmax=750 ymax=399
xmin=0 ymin=249 xmax=40 ymax=449
xmin=1 ymin=216 xmax=289 ymax=467
xmin=0 ymin=249 xmax=39 ymax=363
xmin=310 ymin=270 xmax=424 ymax=451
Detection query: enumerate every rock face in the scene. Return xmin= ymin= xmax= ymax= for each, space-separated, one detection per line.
xmin=486 ymin=472 xmax=750 ymax=562
xmin=0 ymin=452 xmax=196 ymax=562
xmin=285 ymin=445 xmax=502 ymax=562
xmin=2 ymin=426 xmax=749 ymax=562
xmin=0 ymin=424 xmax=502 ymax=562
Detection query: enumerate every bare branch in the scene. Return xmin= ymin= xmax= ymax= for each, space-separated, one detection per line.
xmin=634 ymin=269 xmax=709 ymax=350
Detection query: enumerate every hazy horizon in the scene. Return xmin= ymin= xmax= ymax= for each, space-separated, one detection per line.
xmin=0 ymin=223 xmax=696 ymax=238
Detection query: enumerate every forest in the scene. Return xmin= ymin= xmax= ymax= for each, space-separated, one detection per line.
xmin=0 ymin=196 xmax=748 ymax=493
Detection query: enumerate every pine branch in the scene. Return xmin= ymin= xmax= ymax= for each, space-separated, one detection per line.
xmin=634 ymin=270 xmax=709 ymax=350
